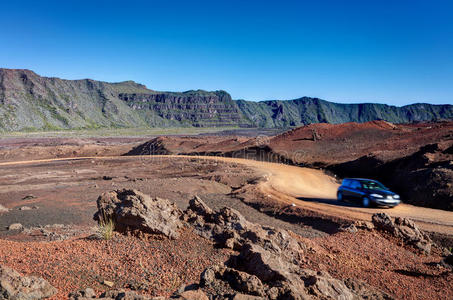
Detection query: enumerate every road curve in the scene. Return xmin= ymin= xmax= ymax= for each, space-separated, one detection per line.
xmin=1 ymin=155 xmax=452 ymax=235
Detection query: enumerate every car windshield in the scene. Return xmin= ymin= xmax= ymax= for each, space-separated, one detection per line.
xmin=360 ymin=180 xmax=387 ymax=190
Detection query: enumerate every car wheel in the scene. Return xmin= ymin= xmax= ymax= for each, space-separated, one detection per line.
xmin=337 ymin=192 xmax=343 ymax=202
xmin=362 ymin=197 xmax=370 ymax=208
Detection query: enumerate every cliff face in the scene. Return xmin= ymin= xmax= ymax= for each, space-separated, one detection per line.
xmin=0 ymin=68 xmax=452 ymax=131
xmin=0 ymin=69 xmax=246 ymax=131
xmin=118 ymin=90 xmax=245 ymax=127
xmin=237 ymin=98 xmax=453 ymax=127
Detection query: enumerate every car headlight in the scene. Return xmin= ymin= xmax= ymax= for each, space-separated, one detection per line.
xmin=370 ymin=193 xmax=384 ymax=198
xmin=393 ymin=195 xmax=400 ymax=199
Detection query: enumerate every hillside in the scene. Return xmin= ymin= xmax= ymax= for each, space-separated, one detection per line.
xmin=237 ymin=98 xmax=453 ymax=127
xmin=0 ymin=68 xmax=452 ymax=131
xmin=125 ymin=121 xmax=453 ymax=210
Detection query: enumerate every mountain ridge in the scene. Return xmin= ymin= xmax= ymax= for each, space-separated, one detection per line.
xmin=0 ymin=68 xmax=452 ymax=131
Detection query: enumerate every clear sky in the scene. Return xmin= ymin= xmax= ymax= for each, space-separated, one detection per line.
xmin=1 ymin=0 xmax=452 ymax=105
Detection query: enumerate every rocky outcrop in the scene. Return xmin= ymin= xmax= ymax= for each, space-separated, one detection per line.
xmin=173 ymin=289 xmax=209 ymax=300
xmin=69 ymin=288 xmax=153 ymax=300
xmin=93 ymin=189 xmax=183 ymax=239
xmin=0 ymin=265 xmax=57 ymax=299
xmin=89 ymin=192 xmax=392 ymax=299
xmin=69 ymin=288 xmax=209 ymax=300
xmin=184 ymin=196 xmax=392 ymax=299
xmin=372 ymin=213 xmax=432 ymax=253
xmin=125 ymin=137 xmax=173 ymax=156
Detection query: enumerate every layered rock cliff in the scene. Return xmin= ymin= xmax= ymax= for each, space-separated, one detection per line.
xmin=118 ymin=90 xmax=244 ymax=127
xmin=0 ymin=68 xmax=452 ymax=131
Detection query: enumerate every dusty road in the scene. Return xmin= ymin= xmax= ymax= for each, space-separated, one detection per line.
xmin=1 ymin=155 xmax=452 ymax=235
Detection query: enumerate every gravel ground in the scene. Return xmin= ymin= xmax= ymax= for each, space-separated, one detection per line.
xmin=0 ymin=228 xmax=232 ymax=299
xmin=0 ymin=156 xmax=327 ymax=239
xmin=302 ymin=231 xmax=453 ymax=300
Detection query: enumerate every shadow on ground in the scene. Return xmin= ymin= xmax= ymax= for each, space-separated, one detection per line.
xmin=296 ymin=197 xmax=363 ymax=208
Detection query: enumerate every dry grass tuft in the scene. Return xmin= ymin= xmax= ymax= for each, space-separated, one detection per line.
xmin=98 ymin=217 xmax=115 ymax=240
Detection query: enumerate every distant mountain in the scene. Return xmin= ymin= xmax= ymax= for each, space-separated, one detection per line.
xmin=0 ymin=68 xmax=452 ymax=131
xmin=237 ymin=98 xmax=453 ymax=127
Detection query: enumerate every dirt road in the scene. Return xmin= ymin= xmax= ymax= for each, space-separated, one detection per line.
xmin=1 ymin=155 xmax=452 ymax=235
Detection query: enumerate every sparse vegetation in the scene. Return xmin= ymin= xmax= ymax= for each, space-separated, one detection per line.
xmin=1 ymin=69 xmax=452 ymax=132
xmin=0 ymin=126 xmax=241 ymax=138
xmin=98 ymin=216 xmax=115 ymax=240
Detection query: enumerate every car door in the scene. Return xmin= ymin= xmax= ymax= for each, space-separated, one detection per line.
xmin=340 ymin=179 xmax=352 ymax=200
xmin=349 ymin=180 xmax=363 ymax=202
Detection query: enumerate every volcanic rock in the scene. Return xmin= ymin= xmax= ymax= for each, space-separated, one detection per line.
xmin=372 ymin=213 xmax=432 ymax=253
xmin=89 ymin=191 xmax=392 ymax=299
xmin=339 ymin=223 xmax=358 ymax=233
xmin=8 ymin=223 xmax=23 ymax=231
xmin=172 ymin=289 xmax=209 ymax=300
xmin=70 ymin=288 xmax=209 ymax=300
xmin=68 ymin=288 xmax=96 ymax=299
xmin=185 ymin=197 xmax=392 ymax=299
xmin=353 ymin=221 xmax=374 ymax=231
xmin=69 ymin=289 xmax=152 ymax=300
xmin=231 ymin=294 xmax=263 ymax=300
xmin=0 ymin=265 xmax=57 ymax=299
xmin=343 ymin=278 xmax=394 ymax=300
xmin=185 ymin=198 xmax=306 ymax=264
xmin=93 ymin=189 xmax=183 ymax=239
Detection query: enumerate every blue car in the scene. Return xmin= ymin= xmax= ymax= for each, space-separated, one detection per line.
xmin=337 ymin=178 xmax=401 ymax=208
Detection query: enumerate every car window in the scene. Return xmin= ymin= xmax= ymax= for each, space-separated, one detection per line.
xmin=361 ymin=181 xmax=387 ymax=190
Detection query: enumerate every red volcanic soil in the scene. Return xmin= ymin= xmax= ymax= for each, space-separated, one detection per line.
xmin=269 ymin=120 xmax=453 ymax=164
xmin=303 ymin=230 xmax=453 ymax=300
xmin=0 ymin=229 xmax=232 ymax=299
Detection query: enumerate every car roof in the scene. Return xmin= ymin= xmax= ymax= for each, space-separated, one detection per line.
xmin=344 ymin=178 xmax=381 ymax=183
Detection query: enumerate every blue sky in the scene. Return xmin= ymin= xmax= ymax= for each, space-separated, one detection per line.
xmin=1 ymin=0 xmax=452 ymax=105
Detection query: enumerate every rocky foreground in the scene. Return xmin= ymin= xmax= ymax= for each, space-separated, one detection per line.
xmin=2 ymin=189 xmax=451 ymax=299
